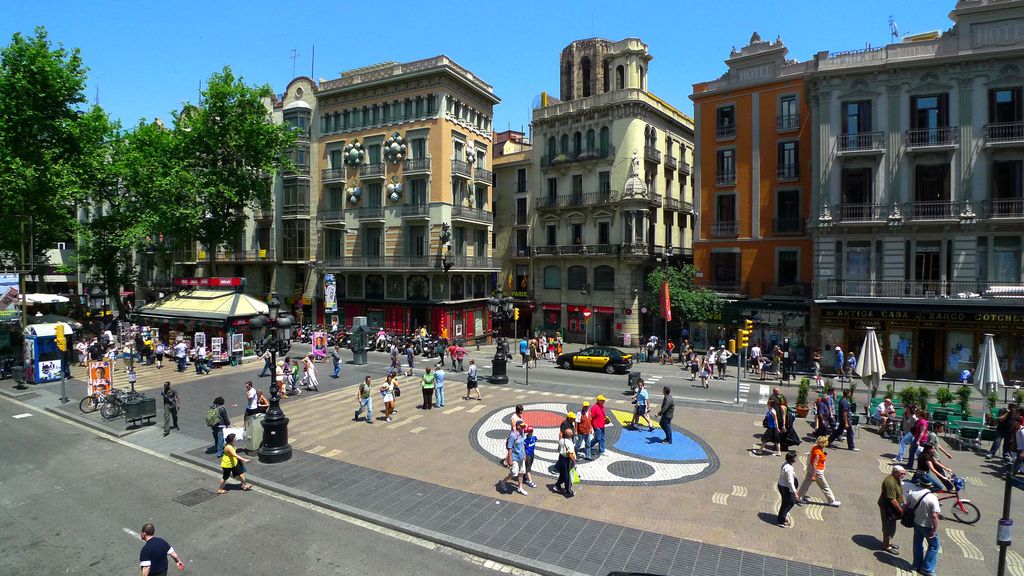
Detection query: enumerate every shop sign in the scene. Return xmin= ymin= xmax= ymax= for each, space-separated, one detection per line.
xmin=231 ymin=333 xmax=244 ymax=353
xmin=231 ymin=318 xmax=249 ymax=327
xmin=87 ymin=361 xmax=112 ymax=396
xmin=542 ymin=304 xmax=561 ymax=311
xmin=511 ymin=290 xmax=529 ymax=299
xmin=822 ymin=308 xmax=1024 ymax=324
xmin=595 ymin=306 xmax=614 ymax=314
xmin=173 ymin=277 xmax=243 ymax=288
xmin=568 ymin=305 xmax=583 ymax=313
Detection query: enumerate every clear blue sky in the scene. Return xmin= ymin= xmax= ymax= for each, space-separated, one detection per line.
xmin=6 ymin=0 xmax=952 ymax=133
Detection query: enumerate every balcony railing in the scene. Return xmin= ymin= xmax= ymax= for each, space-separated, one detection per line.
xmin=400 ymin=203 xmax=430 ymax=218
xmin=516 ymin=181 xmax=528 ymax=193
xmin=680 ymin=160 xmax=691 ymax=175
xmin=988 ymin=198 xmax=1024 ymax=218
xmin=837 ymin=131 xmax=885 ymax=153
xmin=284 ymin=164 xmax=310 ymax=177
xmin=776 ymin=164 xmax=799 ymax=180
xmin=644 ymin=146 xmax=661 ymax=163
xmin=215 ymin=249 xmax=278 ymax=262
xmin=282 ymin=204 xmax=311 ymax=217
xmin=909 ymin=200 xmax=958 ymax=220
xmin=773 ymin=217 xmax=804 ymax=235
xmin=762 ymin=282 xmax=811 ymax=298
xmin=321 ymin=167 xmax=346 ymax=183
xmin=540 ymin=145 xmax=616 ymax=168
xmin=474 ymin=167 xmax=492 ymax=182
xmin=681 ymin=200 xmax=694 ymax=213
xmin=836 ymin=203 xmax=887 ymax=222
xmin=253 ymin=208 xmax=274 ymax=221
xmin=716 ymin=124 xmax=736 ymax=139
xmin=451 ymin=159 xmax=471 ymax=177
xmin=984 ymin=122 xmax=1024 ymax=145
xmin=447 ymin=255 xmax=500 ymax=270
xmin=534 ymin=244 xmax=617 ymax=256
xmin=355 ymin=206 xmax=385 ymax=220
xmin=403 ymin=158 xmax=431 ymax=173
xmin=699 ymin=280 xmax=748 ymax=295
xmin=777 ymin=114 xmax=800 ymax=131
xmin=905 ymin=126 xmax=959 ymax=149
xmin=665 ymin=197 xmax=680 ymax=211
xmin=535 ymin=191 xmax=612 ymax=209
xmin=649 ymin=193 xmax=663 ymax=207
xmin=321 ymin=209 xmax=344 ymax=223
xmin=821 ymin=279 xmax=1024 ymax=300
xmin=451 ymin=205 xmax=493 ymax=223
xmin=716 ymin=171 xmax=736 ymax=186
xmin=710 ymin=221 xmax=739 ymax=237
xmin=665 ymin=155 xmax=678 ymax=170
xmin=360 ymin=163 xmax=385 ymax=178
xmin=326 ymin=256 xmax=436 ymax=270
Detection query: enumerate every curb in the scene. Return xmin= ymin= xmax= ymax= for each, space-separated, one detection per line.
xmin=172 ymin=451 xmax=584 ymax=576
xmin=42 ymin=405 xmax=140 ymax=438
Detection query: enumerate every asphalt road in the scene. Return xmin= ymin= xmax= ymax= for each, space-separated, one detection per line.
xmin=0 ymin=395 xmax=518 ymax=576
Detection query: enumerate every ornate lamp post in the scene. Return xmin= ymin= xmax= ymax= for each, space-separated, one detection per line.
xmin=487 ymin=289 xmax=515 ymax=384
xmin=249 ymin=293 xmax=294 ymax=463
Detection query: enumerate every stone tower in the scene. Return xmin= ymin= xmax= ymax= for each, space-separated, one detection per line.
xmin=559 ymin=38 xmax=652 ymax=102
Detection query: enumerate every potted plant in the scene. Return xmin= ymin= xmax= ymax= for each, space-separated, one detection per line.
xmin=1015 ymin=388 xmax=1024 ymax=406
xmin=956 ymin=385 xmax=973 ymax=418
xmin=986 ymin=391 xmax=999 ymax=425
xmin=915 ymin=386 xmax=931 ymax=410
xmin=897 ymin=386 xmax=918 ymax=409
xmin=796 ymin=378 xmax=811 ymax=418
xmin=885 ymin=382 xmax=896 ymax=399
xmin=935 ymin=387 xmax=955 ymax=407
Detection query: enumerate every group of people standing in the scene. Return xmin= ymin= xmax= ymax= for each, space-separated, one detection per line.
xmin=517 ymin=334 xmax=564 ymax=368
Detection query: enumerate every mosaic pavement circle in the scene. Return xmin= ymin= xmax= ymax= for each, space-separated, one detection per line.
xmin=470 ymin=402 xmax=719 ymax=486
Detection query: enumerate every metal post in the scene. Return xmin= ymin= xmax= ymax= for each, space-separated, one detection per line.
xmin=997 ymin=457 xmax=1015 ymax=576
xmin=735 ymin=348 xmax=742 ymax=404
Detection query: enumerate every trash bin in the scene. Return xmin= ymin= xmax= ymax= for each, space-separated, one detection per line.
xmin=246 ymin=413 xmax=266 ymax=453
xmin=139 ymin=397 xmax=157 ymax=419
xmin=125 ymin=399 xmax=143 ymax=421
xmin=628 ymin=371 xmax=642 ymax=393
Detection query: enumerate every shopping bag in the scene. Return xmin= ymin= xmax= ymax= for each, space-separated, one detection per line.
xmin=571 ymin=466 xmax=581 ymax=486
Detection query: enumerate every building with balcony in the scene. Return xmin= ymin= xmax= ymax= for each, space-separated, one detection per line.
xmin=491 ymin=130 xmax=534 ymax=334
xmin=810 ymin=0 xmax=1024 ymax=381
xmin=691 ymin=33 xmax=815 ymax=353
xmin=529 ymin=38 xmax=695 ymax=345
xmin=314 ymin=56 xmax=500 ymax=336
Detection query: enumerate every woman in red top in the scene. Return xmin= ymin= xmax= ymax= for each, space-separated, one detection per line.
xmin=665 ymin=341 xmax=675 ymax=365
xmin=795 ymin=436 xmax=841 ymax=507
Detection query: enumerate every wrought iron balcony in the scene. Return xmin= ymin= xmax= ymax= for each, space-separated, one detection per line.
xmin=776 ymin=164 xmax=799 ymax=181
xmin=665 ymin=155 xmax=678 ymax=170
xmin=355 ymin=206 xmax=385 ymax=220
xmin=402 ymin=158 xmax=431 ymax=173
xmin=534 ymin=244 xmax=616 ymax=256
xmin=716 ymin=171 xmax=736 ymax=186
xmin=987 ymin=198 xmax=1024 ymax=218
xmin=325 ymin=256 xmax=435 ymax=270
xmin=772 ymin=217 xmax=804 ymax=235
xmin=321 ymin=167 xmax=346 ymax=183
xmin=400 ymin=203 xmax=430 ymax=218
xmin=540 ymin=145 xmax=615 ymax=169
xmin=837 ymin=132 xmax=885 ymax=154
xmin=777 ymin=114 xmax=800 ymax=132
xmin=984 ymin=122 xmax=1024 ymax=146
xmin=698 ymin=279 xmax=748 ymax=296
xmin=835 ymin=203 xmax=886 ymax=222
xmin=321 ymin=210 xmax=344 ymax=223
xmin=680 ymin=160 xmax=691 ymax=175
xmin=474 ymin=167 xmax=492 ymax=182
xmin=820 ymin=279 xmax=1024 ymax=300
xmin=710 ymin=221 xmax=739 ymax=237
xmin=282 ymin=204 xmax=311 ymax=217
xmin=716 ymin=124 xmax=736 ymax=139
xmin=665 ymin=197 xmax=680 ymax=211
xmin=451 ymin=159 xmax=471 ymax=178
xmin=762 ymin=282 xmax=811 ymax=298
xmin=360 ymin=163 xmax=385 ymax=178
xmin=447 ymin=255 xmax=500 ymax=270
xmin=215 ymin=249 xmax=278 ymax=263
xmin=644 ymin=146 xmax=661 ymax=163
xmin=908 ymin=200 xmax=958 ymax=220
xmin=535 ymin=191 xmax=612 ymax=209
xmin=451 ymin=205 xmax=493 ymax=223
xmin=649 ymin=193 xmax=663 ymax=207
xmin=905 ymin=126 xmax=959 ymax=150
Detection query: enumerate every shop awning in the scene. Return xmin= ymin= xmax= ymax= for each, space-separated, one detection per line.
xmin=134 ymin=289 xmax=269 ymax=323
xmin=25 ymin=293 xmax=70 ymax=304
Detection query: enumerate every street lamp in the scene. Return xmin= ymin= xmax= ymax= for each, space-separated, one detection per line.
xmin=580 ymin=283 xmax=591 ymax=347
xmin=487 ymin=288 xmax=514 ymax=384
xmin=250 ymin=293 xmax=294 ymax=463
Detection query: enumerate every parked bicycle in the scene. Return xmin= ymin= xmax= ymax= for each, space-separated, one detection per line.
xmin=99 ymin=388 xmax=144 ymax=420
xmin=80 ymin=387 xmax=115 ymax=414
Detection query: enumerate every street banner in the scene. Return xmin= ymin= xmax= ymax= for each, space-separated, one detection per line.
xmin=312 ymin=331 xmax=327 ymax=360
xmin=324 ymin=273 xmax=337 ymax=313
xmin=87 ymin=360 xmax=112 ymax=396
xmin=660 ymin=280 xmax=672 ymax=322
xmin=0 ymin=273 xmax=20 ymax=322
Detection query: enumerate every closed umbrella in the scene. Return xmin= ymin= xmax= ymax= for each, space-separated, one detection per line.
xmin=974 ymin=333 xmax=1004 ymax=397
xmin=859 ymin=327 xmax=887 ymax=397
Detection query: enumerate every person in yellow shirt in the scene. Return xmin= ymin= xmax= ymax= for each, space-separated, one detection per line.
xmin=217 ymin=433 xmax=252 ymax=494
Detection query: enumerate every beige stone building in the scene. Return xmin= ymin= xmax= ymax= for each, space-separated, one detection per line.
xmin=491 ymin=130 xmax=534 ymax=334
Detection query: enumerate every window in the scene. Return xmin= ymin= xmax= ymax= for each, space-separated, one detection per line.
xmin=546 ymin=137 xmax=556 ymax=159
xmin=571 ymin=223 xmax=583 ymax=245
xmin=516 ymin=198 xmax=528 ymax=225
xmin=567 ymin=266 xmax=587 ymax=290
xmin=978 ymin=237 xmax=989 ymax=282
xmin=363 ymin=227 xmax=382 ymax=257
xmin=842 ymin=100 xmax=872 ymax=135
xmin=474 ymin=229 xmax=487 ymax=257
xmin=546 ymin=177 xmax=557 ymax=200
xmin=586 ymin=129 xmax=595 ymax=153
xmin=367 ymin=144 xmax=381 ymax=165
xmin=594 ymin=265 xmax=615 ymax=291
xmin=778 ymin=95 xmax=798 ymax=130
xmin=325 ymin=186 xmax=344 ymax=211
xmin=716 ymin=149 xmax=735 ymax=184
xmin=564 ymin=61 xmax=573 ymax=100
xmin=911 ymin=94 xmax=949 ymax=130
xmin=640 ymin=66 xmax=646 ymax=90
xmin=410 ymin=179 xmax=427 ymax=205
xmin=546 ymin=225 xmax=557 ymax=246
xmin=329 ymin=149 xmax=342 ymax=169
xmin=560 ymin=134 xmax=569 ymax=155
xmin=282 ymin=220 xmax=309 ymax=261
xmin=453 ymin=227 xmax=465 ymax=256
xmin=664 ymin=211 xmax=673 ymax=248
xmin=598 ymin=171 xmax=611 ymax=196
xmin=366 ymin=182 xmax=383 ymax=207
xmin=992 ymin=161 xmax=1024 ymax=215
xmin=716 ymin=105 xmax=735 ymax=138
xmin=990 ymin=88 xmax=1023 ymax=124
xmin=603 ymin=60 xmax=610 ymax=93
xmin=598 ymin=221 xmax=610 ymax=245
xmin=581 ymin=57 xmax=592 ymax=97
xmin=571 ymin=174 xmax=583 ymax=201
xmin=993 ymin=237 xmax=1022 ymax=283
xmin=777 ymin=250 xmax=799 ymax=285
xmin=407 ymin=225 xmax=426 ymax=257
xmin=599 ymin=127 xmax=610 ymax=156
xmin=777 ymin=141 xmax=798 ymax=179
xmin=709 ymin=252 xmax=740 ymax=291
xmin=410 ymin=138 xmax=426 ymax=159
xmin=515 ymin=229 xmax=528 ymax=255
xmin=845 ymin=241 xmax=871 ymax=281
xmin=516 ymin=168 xmax=527 ymax=193
xmin=544 ymin=266 xmax=561 ymax=289
xmin=283 ymin=180 xmax=310 ymax=211
xmin=615 ymin=65 xmax=624 ymax=90
xmin=775 ymin=189 xmax=801 ymax=234
xmin=914 ymin=164 xmax=951 ymax=218
xmin=573 ymin=132 xmax=582 ymax=157
xmin=840 ymin=168 xmax=873 ymax=220
xmin=716 ymin=194 xmax=736 ymax=223
xmin=515 ymin=264 xmax=529 ymax=292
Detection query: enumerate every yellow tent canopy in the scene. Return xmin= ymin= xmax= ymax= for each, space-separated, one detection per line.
xmin=134 ymin=289 xmax=269 ymax=324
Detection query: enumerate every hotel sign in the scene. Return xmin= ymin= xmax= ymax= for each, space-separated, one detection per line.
xmin=973 ymin=18 xmax=1024 ymax=48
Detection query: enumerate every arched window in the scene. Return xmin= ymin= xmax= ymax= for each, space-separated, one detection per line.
xmin=599 ymin=127 xmax=610 ymax=156
xmin=547 ymin=136 xmax=556 ymax=159
xmin=573 ymin=132 xmax=582 ymax=157
xmin=594 ymin=266 xmax=615 ymax=291
xmin=560 ymin=134 xmax=569 ymax=155
xmin=564 ymin=61 xmax=573 ymax=100
xmin=586 ymin=129 xmax=596 ymax=153
xmin=543 ymin=266 xmax=561 ymax=289
xmin=567 ymin=266 xmax=588 ymax=290
xmin=603 ymin=60 xmax=610 ymax=93
xmin=581 ymin=57 xmax=592 ymax=97
xmin=616 ymin=65 xmax=624 ymax=90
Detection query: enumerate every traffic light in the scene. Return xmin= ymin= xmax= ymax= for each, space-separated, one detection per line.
xmin=738 ymin=329 xmax=750 ymax=349
xmin=744 ymin=319 xmax=754 ymax=332
xmin=728 ymin=339 xmax=736 ymax=353
xmin=514 ymin=307 xmax=520 ymax=321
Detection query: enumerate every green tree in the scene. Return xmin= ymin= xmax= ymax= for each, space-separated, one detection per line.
xmin=646 ymin=264 xmax=723 ymax=323
xmin=0 ymin=27 xmax=103 ymax=267
xmin=171 ymin=66 xmax=296 ymax=274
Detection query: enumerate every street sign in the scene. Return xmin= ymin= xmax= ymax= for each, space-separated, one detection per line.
xmin=582 ymin=308 xmax=592 ymax=319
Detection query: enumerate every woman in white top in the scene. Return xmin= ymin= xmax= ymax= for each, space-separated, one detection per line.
xmin=301 ymin=355 xmax=319 ymax=391
xmin=776 ymin=451 xmax=798 ymax=527
xmin=554 ymin=428 xmax=577 ymax=497
xmin=380 ymin=373 xmax=396 ymax=422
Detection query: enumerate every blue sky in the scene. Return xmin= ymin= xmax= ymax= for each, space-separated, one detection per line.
xmin=6 ymin=0 xmax=953 ymax=133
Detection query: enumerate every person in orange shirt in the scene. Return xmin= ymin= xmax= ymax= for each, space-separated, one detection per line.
xmin=664 ymin=340 xmax=676 ymax=365
xmin=574 ymin=402 xmax=594 ymax=460
xmin=796 ymin=436 xmax=841 ymax=507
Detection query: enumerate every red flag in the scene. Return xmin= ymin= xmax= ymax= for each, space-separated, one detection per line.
xmin=660 ymin=280 xmax=672 ymax=322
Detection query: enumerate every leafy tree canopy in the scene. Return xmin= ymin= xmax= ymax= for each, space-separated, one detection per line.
xmin=646 ymin=264 xmax=724 ymax=323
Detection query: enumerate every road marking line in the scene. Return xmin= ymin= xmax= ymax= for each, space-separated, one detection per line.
xmin=409 ymin=427 xmax=426 ymax=434
xmin=308 ymin=445 xmax=327 ymax=455
xmin=122 ymin=527 xmax=140 ymax=539
xmin=540 ymin=392 xmax=553 ymax=396
xmin=945 ymin=528 xmax=983 ymax=560
xmin=804 ymin=505 xmax=824 ymax=521
xmin=1007 ymin=550 xmax=1024 ymax=576
xmin=525 ymin=390 xmax=539 ymax=394
xmin=731 ymin=485 xmax=747 ymax=497
xmin=466 ymin=404 xmax=487 ymax=414
xmin=12 ymin=413 xmax=31 ymax=419
xmin=758 ymin=385 xmax=770 ymax=405
xmin=324 ymin=449 xmax=343 ymax=458
xmin=443 ymin=406 xmax=465 ymax=414
xmin=387 ymin=415 xmax=423 ymax=429
xmin=798 ymin=456 xmax=807 ymax=469
xmin=515 ymin=394 xmax=527 ymax=400
xmin=711 ymin=492 xmax=729 ymax=505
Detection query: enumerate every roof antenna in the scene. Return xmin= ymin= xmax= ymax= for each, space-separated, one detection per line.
xmin=290 ymin=48 xmax=299 ymax=78
xmin=310 ymin=44 xmax=315 ymax=80
xmin=94 ymin=85 xmax=99 ymax=106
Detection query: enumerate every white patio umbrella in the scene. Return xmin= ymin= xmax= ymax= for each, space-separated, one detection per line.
xmin=974 ymin=333 xmax=1004 ymax=396
xmin=859 ymin=327 xmax=887 ymax=396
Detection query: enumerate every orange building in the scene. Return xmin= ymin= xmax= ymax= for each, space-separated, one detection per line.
xmin=689 ymin=33 xmax=814 ymax=352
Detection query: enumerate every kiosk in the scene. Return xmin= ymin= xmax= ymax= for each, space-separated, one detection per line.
xmin=23 ymin=322 xmax=74 ymax=384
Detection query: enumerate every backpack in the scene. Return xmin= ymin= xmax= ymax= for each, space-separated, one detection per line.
xmin=205 ymin=406 xmax=222 ymax=427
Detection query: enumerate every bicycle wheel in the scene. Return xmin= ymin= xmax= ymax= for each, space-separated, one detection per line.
xmin=79 ymin=396 xmax=98 ymax=413
xmin=951 ymin=499 xmax=981 ymax=525
xmin=100 ymin=400 xmax=123 ymax=421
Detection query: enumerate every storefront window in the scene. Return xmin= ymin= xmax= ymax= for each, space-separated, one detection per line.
xmin=543 ymin=309 xmax=561 ymax=332
xmin=821 ymin=326 xmax=845 ymax=370
xmin=568 ymin=310 xmax=583 ymax=335
xmin=995 ymin=333 xmax=1010 ymax=372
xmin=993 ymin=237 xmax=1021 ymax=283
xmin=1012 ymin=333 xmax=1024 ymax=379
xmin=945 ymin=332 xmax=974 ymax=381
xmin=887 ymin=330 xmax=913 ymax=376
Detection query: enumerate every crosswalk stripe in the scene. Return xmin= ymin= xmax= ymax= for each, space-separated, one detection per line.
xmin=387 ymin=414 xmax=423 ymax=429
xmin=308 ymin=445 xmax=327 ymax=455
xmin=324 ymin=449 xmax=343 ymax=458
xmin=515 ymin=394 xmax=527 ymax=400
xmin=466 ymin=404 xmax=487 ymax=414
xmin=540 ymin=392 xmax=553 ymax=396
xmin=409 ymin=427 xmax=426 ymax=434
xmin=443 ymin=406 xmax=465 ymax=415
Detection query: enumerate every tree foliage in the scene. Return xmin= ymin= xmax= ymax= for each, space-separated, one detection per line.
xmin=0 ymin=27 xmax=103 ymax=266
xmin=646 ymin=264 xmax=723 ymax=323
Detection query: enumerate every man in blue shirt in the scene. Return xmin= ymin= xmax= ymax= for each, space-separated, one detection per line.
xmin=502 ymin=420 xmax=528 ymax=495
xmin=433 ymin=364 xmax=446 ymax=407
xmin=138 ymin=523 xmax=185 ymax=576
xmin=519 ymin=337 xmax=529 ymax=368
xmin=834 ymin=346 xmax=845 ymax=378
xmin=629 ymin=379 xmax=654 ymax=431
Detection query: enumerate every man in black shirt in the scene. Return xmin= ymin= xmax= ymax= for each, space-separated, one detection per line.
xmin=138 ymin=523 xmax=185 ymax=575
xmin=828 ymin=389 xmax=858 ymax=451
xmin=657 ymin=386 xmax=675 ymax=444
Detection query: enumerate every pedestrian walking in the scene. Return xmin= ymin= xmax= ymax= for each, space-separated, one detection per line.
xmin=329 ymin=344 xmax=342 ymax=378
xmin=699 ymin=356 xmax=711 ymax=388
xmin=206 ymin=397 xmax=230 ymax=457
xmin=762 ymin=399 xmax=782 ymax=456
xmin=194 ymin=344 xmax=210 ymax=375
xmin=502 ymin=420 xmax=529 ymax=495
xmin=217 ymin=433 xmax=252 ymax=494
xmin=455 ymin=343 xmax=466 ymax=372
xmin=380 ymin=373 xmax=396 ymax=422
xmin=664 ymin=340 xmax=675 ymax=365
xmin=797 ymin=436 xmax=841 ymax=507
xmin=258 ymin=349 xmax=272 ymax=377
xmin=405 ymin=342 xmax=415 ymax=376
xmin=657 ymin=386 xmax=675 ymax=444
xmin=243 ymin=381 xmax=258 ymax=421
xmin=174 ymin=340 xmax=188 ymax=372
xmin=575 ymin=402 xmax=593 ymax=459
xmin=878 ymin=465 xmax=906 ymax=555
xmin=154 ymin=341 xmax=165 ymax=369
xmin=464 ymin=359 xmax=482 ymax=400
xmin=776 ymin=451 xmax=798 ymax=527
xmin=389 ymin=343 xmax=400 ymax=374
xmin=554 ymin=427 xmax=576 ymax=497
xmin=523 ymin=425 xmax=538 ymax=488
xmin=987 ymin=402 xmax=1016 ymax=460
xmin=301 ymin=354 xmax=319 ymax=391
xmin=519 ymin=337 xmax=529 ymax=368
xmin=828 ymin=389 xmax=859 ymax=451
xmin=590 ymin=395 xmax=608 ymax=456
xmin=906 ymin=408 xmax=929 ymax=470
xmin=433 ymin=364 xmax=446 ymax=407
xmin=161 ymin=382 xmax=179 ymax=437
xmin=529 ymin=338 xmax=538 ymax=368
xmin=894 ymin=403 xmax=918 ymax=463
xmin=138 ymin=523 xmax=186 ymax=575
xmin=716 ymin=345 xmax=730 ymax=379
xmin=629 ymin=379 xmax=654 ymax=431
xmin=420 ymin=366 xmax=435 ymax=410
xmin=354 ymin=376 xmax=373 ymax=423
xmin=905 ymin=483 xmax=941 ymax=575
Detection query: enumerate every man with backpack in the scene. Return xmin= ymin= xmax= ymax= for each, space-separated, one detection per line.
xmin=354 ymin=375 xmax=373 ymax=423
xmin=206 ymin=397 xmax=230 ymax=457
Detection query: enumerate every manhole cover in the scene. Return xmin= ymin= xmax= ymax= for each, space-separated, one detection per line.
xmin=173 ymin=489 xmax=218 ymax=507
